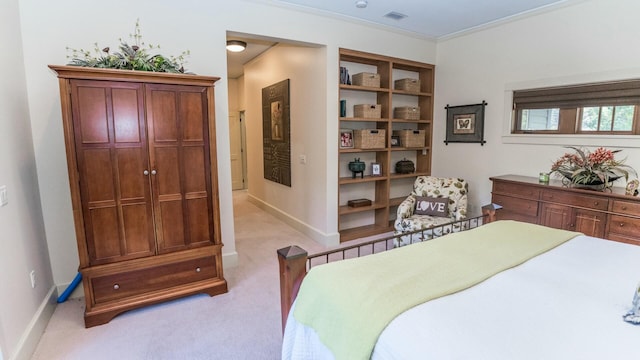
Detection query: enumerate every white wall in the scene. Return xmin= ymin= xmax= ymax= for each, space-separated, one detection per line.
xmin=18 ymin=0 xmax=438 ymax=289
xmin=0 ymin=0 xmax=55 ymax=359
xmin=434 ymin=0 xmax=640 ymax=213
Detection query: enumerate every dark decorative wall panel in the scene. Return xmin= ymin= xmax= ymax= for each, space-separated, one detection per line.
xmin=262 ymin=79 xmax=291 ymax=186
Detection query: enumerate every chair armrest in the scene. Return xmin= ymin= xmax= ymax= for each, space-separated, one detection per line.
xmin=396 ymin=195 xmax=416 ymax=220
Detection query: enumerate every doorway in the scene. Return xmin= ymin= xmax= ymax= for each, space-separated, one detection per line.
xmin=229 ymin=110 xmax=247 ymax=190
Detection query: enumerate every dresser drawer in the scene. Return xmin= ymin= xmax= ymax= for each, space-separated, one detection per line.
xmin=493 ymin=194 xmax=539 ymax=217
xmin=611 ymin=200 xmax=640 ymax=216
xmin=607 ymin=214 xmax=640 ymax=239
xmin=606 ymin=232 xmax=640 ymax=246
xmin=541 ymin=190 xmax=608 ymax=211
xmin=91 ymin=255 xmax=219 ymax=304
xmin=493 ymin=182 xmax=540 ymax=200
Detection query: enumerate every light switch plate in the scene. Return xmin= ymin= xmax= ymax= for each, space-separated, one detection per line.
xmin=0 ymin=185 xmax=7 ymax=207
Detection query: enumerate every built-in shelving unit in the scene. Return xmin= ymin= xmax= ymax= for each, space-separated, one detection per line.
xmin=338 ymin=48 xmax=434 ymax=242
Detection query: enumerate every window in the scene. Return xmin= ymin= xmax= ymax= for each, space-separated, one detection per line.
xmin=580 ymin=105 xmax=635 ymax=132
xmin=512 ymin=80 xmax=640 ymax=135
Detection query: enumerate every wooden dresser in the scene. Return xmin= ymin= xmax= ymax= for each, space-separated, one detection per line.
xmin=490 ymin=175 xmax=640 ymax=246
xmin=50 ymin=65 xmax=228 ymax=327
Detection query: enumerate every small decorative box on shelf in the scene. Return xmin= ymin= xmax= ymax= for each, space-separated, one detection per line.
xmin=347 ymin=198 xmax=372 ymax=208
xmin=393 ymin=129 xmax=425 ymax=148
xmin=354 ymin=129 xmax=386 ymax=149
xmin=394 ymin=78 xmax=420 ymax=92
xmin=353 ymin=104 xmax=381 ymax=119
xmin=352 ymin=72 xmax=381 ymax=88
xmin=394 ymin=106 xmax=420 ymax=120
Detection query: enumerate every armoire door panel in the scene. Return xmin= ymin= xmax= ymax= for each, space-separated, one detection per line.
xmin=116 ymin=147 xmax=147 ymax=201
xmin=154 ymin=147 xmax=181 ymax=195
xmin=90 ymin=207 xmax=121 ymax=260
xmin=183 ymin=146 xmax=206 ymax=192
xmin=180 ymin=91 xmax=205 ymax=141
xmin=112 ymin=88 xmax=142 ymax=143
xmin=77 ymin=86 xmax=109 ymax=144
xmin=83 ymin=148 xmax=116 ymax=203
xmin=159 ymin=201 xmax=186 ymax=250
xmin=71 ymin=80 xmax=155 ymax=265
xmin=122 ymin=204 xmax=154 ymax=255
xmin=187 ymin=198 xmax=212 ymax=244
xmin=150 ymin=91 xmax=178 ymax=142
xmin=146 ymin=83 xmax=215 ymax=253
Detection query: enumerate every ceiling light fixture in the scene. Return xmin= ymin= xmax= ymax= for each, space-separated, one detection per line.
xmin=226 ymin=40 xmax=247 ymax=52
xmin=355 ymin=0 xmax=368 ymax=9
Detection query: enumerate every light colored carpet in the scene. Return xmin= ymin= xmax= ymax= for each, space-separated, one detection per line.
xmin=31 ymin=190 xmax=326 ymax=360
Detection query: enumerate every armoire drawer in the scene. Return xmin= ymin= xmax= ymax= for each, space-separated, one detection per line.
xmin=91 ymin=255 xmax=219 ymax=304
xmin=541 ymin=190 xmax=608 ymax=211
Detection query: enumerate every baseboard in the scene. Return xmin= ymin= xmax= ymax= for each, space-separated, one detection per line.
xmin=56 ymin=278 xmax=84 ymax=300
xmin=247 ymin=194 xmax=340 ymax=247
xmin=9 ymin=286 xmax=57 ymax=360
xmin=222 ymin=251 xmax=239 ymax=268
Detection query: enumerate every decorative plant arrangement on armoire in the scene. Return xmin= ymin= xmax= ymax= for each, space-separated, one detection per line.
xmin=66 ymin=19 xmax=190 ymax=73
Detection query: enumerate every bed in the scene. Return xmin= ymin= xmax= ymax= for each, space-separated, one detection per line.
xmin=278 ymin=215 xmax=640 ymax=359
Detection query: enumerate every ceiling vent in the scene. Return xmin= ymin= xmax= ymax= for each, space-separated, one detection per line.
xmin=384 ymin=11 xmax=408 ymax=21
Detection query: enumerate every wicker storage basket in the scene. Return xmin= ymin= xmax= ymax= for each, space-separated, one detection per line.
xmin=393 ymin=106 xmax=420 ymax=120
xmin=393 ymin=129 xmax=425 ymax=148
xmin=354 ymin=129 xmax=386 ymax=149
xmin=394 ymin=78 xmax=421 ymax=92
xmin=352 ymin=72 xmax=381 ymax=88
xmin=354 ymin=104 xmax=381 ymax=119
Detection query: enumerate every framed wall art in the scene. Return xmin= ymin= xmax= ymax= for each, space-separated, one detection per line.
xmin=371 ymin=162 xmax=382 ymax=176
xmin=262 ymin=79 xmax=291 ymax=186
xmin=390 ymin=135 xmax=400 ymax=147
xmin=444 ymin=101 xmax=487 ymax=145
xmin=340 ymin=129 xmax=354 ymax=149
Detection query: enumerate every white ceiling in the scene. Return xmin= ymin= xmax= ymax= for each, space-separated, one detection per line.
xmin=226 ymin=0 xmax=570 ymax=78
xmin=272 ymin=0 xmax=569 ymax=39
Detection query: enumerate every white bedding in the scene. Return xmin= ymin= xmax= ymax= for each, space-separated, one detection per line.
xmin=282 ymin=235 xmax=640 ymax=359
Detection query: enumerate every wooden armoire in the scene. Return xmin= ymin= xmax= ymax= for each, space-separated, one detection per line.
xmin=49 ymin=65 xmax=228 ymax=327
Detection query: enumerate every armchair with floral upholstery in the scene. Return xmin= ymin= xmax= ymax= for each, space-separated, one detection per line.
xmin=393 ymin=176 xmax=468 ymax=247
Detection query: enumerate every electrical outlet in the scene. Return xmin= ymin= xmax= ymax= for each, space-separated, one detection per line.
xmin=0 ymin=185 xmax=7 ymax=207
xmin=30 ymin=270 xmax=36 ymax=288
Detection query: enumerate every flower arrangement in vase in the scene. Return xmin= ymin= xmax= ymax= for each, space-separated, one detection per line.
xmin=550 ymin=146 xmax=636 ymax=190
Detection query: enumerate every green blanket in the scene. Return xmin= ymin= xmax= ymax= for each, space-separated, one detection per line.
xmin=293 ymin=220 xmax=580 ymax=360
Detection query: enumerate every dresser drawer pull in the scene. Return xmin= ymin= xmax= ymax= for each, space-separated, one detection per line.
xmin=113 ymin=284 xmax=120 ymax=290
xmin=622 ymin=206 xmax=627 ymax=210
xmin=196 ymin=267 xmax=201 ymax=273
xmin=593 ymin=201 xmax=599 ymax=206
xmin=619 ymin=223 xmax=625 ymax=227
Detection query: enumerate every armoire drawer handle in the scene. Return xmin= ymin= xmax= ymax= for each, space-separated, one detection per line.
xmin=593 ymin=201 xmax=598 ymax=206
xmin=113 ymin=284 xmax=120 ymax=290
xmin=151 ymin=169 xmax=157 ymax=175
xmin=143 ymin=170 xmax=149 ymax=175
xmin=622 ymin=206 xmax=627 ymax=210
xmin=196 ymin=267 xmax=201 ymax=273
xmin=619 ymin=223 xmax=625 ymax=227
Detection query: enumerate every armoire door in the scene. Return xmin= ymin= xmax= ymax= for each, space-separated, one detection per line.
xmin=145 ymin=83 xmax=216 ymax=253
xmin=70 ymin=80 xmax=156 ymax=265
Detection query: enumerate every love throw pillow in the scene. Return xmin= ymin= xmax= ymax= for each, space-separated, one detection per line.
xmin=414 ymin=196 xmax=449 ymax=217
